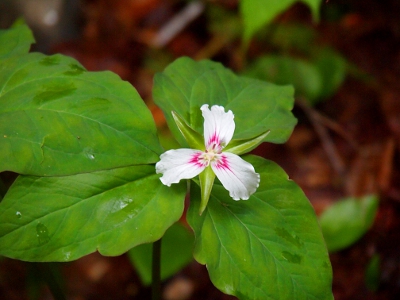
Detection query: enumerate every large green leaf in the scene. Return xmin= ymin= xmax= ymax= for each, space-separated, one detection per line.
xmin=319 ymin=195 xmax=378 ymax=252
xmin=128 ymin=222 xmax=194 ymax=285
xmin=244 ymin=55 xmax=323 ymax=103
xmin=0 ymin=21 xmax=35 ymax=60
xmin=188 ymin=155 xmax=333 ymax=300
xmin=0 ymin=165 xmax=186 ymax=261
xmin=240 ymin=0 xmax=322 ymax=43
xmin=153 ymin=57 xmax=297 ymax=147
xmin=0 ymin=52 xmax=162 ymax=175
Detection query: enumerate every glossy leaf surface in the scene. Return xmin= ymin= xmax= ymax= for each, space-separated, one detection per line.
xmin=240 ymin=0 xmax=322 ymax=43
xmin=128 ymin=222 xmax=194 ymax=285
xmin=0 ymin=52 xmax=162 ymax=175
xmin=0 ymin=166 xmax=186 ymax=261
xmin=188 ymin=155 xmax=333 ymax=300
xmin=153 ymin=57 xmax=297 ymax=147
xmin=320 ymin=195 xmax=378 ymax=252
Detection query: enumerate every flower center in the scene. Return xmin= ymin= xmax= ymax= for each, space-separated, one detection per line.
xmin=204 ymin=150 xmax=217 ymax=162
xmin=201 ymin=142 xmax=222 ymax=166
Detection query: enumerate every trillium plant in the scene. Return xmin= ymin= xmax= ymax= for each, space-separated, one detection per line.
xmin=0 ymin=23 xmax=333 ymax=299
xmin=156 ymin=104 xmax=261 ymax=214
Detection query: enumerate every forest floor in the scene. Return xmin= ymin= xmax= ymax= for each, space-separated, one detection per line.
xmin=1 ymin=0 xmax=400 ymax=299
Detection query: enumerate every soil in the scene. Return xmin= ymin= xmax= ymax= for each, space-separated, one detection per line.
xmin=1 ymin=0 xmax=400 ymax=299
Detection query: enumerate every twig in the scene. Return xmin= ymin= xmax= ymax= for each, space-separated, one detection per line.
xmin=296 ymin=98 xmax=346 ymax=176
xmin=151 ymin=1 xmax=204 ymax=48
xmin=194 ymin=33 xmax=231 ymax=60
xmin=152 ymin=239 xmax=162 ymax=300
xmin=313 ymin=112 xmax=360 ymax=151
xmin=31 ymin=262 xmax=66 ymax=300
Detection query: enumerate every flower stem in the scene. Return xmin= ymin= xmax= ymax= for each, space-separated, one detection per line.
xmin=152 ymin=239 xmax=162 ymax=300
xmin=31 ymin=262 xmax=66 ymax=300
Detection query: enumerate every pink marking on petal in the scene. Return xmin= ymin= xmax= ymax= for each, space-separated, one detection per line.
xmin=189 ymin=152 xmax=206 ymax=168
xmin=207 ymin=132 xmax=220 ymax=148
xmin=213 ymin=154 xmax=232 ymax=171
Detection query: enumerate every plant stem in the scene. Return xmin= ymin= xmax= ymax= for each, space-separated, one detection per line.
xmin=152 ymin=239 xmax=162 ymax=300
xmin=32 ymin=262 xmax=66 ymax=300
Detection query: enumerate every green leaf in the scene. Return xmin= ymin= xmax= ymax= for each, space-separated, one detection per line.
xmin=312 ymin=47 xmax=347 ymax=100
xmin=128 ymin=222 xmax=194 ymax=285
xmin=319 ymin=195 xmax=379 ymax=253
xmin=188 ymin=155 xmax=333 ymax=300
xmin=268 ymin=23 xmax=317 ymax=54
xmin=0 ymin=52 xmax=162 ymax=175
xmin=172 ymin=111 xmax=204 ymax=150
xmin=206 ymin=4 xmax=241 ymax=37
xmin=240 ymin=0 xmax=322 ymax=44
xmin=224 ymin=130 xmax=270 ymax=155
xmin=0 ymin=22 xmax=35 ymax=60
xmin=300 ymin=0 xmax=322 ymax=20
xmin=199 ymin=166 xmax=216 ymax=215
xmin=244 ymin=55 xmax=322 ymax=103
xmin=153 ymin=57 xmax=297 ymax=147
xmin=0 ymin=165 xmax=186 ymax=261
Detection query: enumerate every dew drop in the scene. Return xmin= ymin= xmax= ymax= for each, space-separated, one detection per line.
xmin=109 ymin=198 xmax=133 ymax=213
xmin=83 ymin=147 xmax=96 ymax=160
xmin=63 ymin=250 xmax=71 ymax=261
xmin=40 ymin=55 xmax=61 ymax=66
xmin=36 ymin=223 xmax=50 ymax=245
xmin=275 ymin=227 xmax=303 ymax=248
xmin=281 ymin=251 xmax=302 ymax=264
xmin=16 ymin=211 xmax=22 ymax=218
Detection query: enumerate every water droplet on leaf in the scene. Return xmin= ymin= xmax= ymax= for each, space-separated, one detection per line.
xmin=275 ymin=227 xmax=303 ymax=248
xmin=83 ymin=147 xmax=96 ymax=160
xmin=63 ymin=250 xmax=71 ymax=261
xmin=16 ymin=211 xmax=22 ymax=218
xmin=36 ymin=223 xmax=50 ymax=245
xmin=281 ymin=251 xmax=302 ymax=264
xmin=63 ymin=63 xmax=86 ymax=76
xmin=40 ymin=56 xmax=61 ymax=66
xmin=33 ymin=82 xmax=76 ymax=104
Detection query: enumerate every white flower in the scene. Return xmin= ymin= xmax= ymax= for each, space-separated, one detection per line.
xmin=156 ymin=104 xmax=260 ymax=200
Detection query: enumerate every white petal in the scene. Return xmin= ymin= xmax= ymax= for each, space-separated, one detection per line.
xmin=201 ymin=104 xmax=235 ymax=149
xmin=211 ymin=152 xmax=260 ymax=200
xmin=155 ymin=149 xmax=206 ymax=186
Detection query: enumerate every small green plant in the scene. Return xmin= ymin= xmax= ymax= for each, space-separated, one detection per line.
xmin=319 ymin=195 xmax=379 ymax=252
xmin=0 ymin=23 xmax=333 ymax=299
xmin=240 ymin=0 xmax=323 ymax=44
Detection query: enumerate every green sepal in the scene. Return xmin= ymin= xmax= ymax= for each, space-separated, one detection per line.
xmin=172 ymin=111 xmax=204 ymax=150
xmin=198 ymin=166 xmax=215 ymax=215
xmin=224 ymin=130 xmax=270 ymax=155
